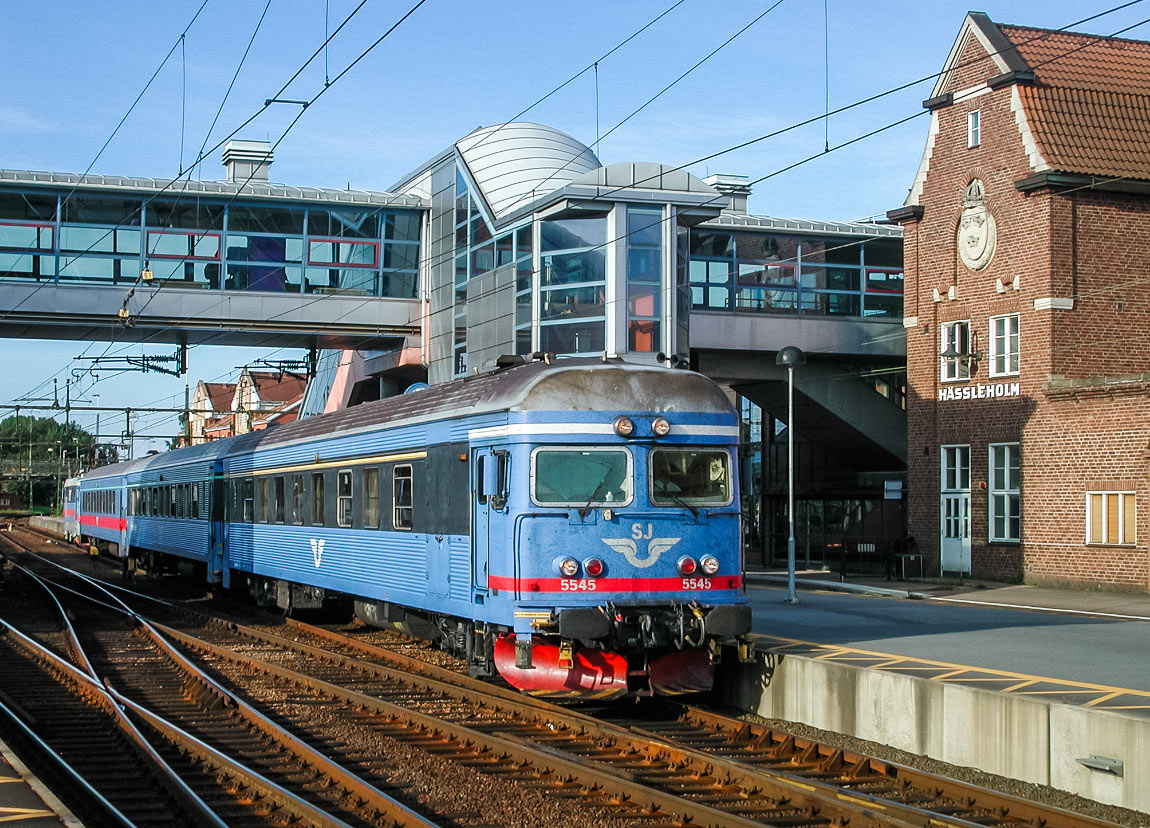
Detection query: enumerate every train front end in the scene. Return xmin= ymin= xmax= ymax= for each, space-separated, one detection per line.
xmin=487 ymin=364 xmax=752 ymax=699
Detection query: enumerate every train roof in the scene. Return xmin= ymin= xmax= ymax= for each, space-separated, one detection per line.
xmin=80 ymin=358 xmax=732 ymax=480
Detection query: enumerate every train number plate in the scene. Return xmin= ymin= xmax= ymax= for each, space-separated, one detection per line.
xmin=560 ymin=579 xmax=597 ymax=592
xmin=681 ymin=578 xmax=712 ymax=590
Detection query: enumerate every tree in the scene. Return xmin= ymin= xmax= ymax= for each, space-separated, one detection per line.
xmin=0 ymin=415 xmax=101 ymax=511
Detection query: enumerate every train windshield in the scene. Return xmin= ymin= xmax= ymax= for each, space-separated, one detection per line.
xmin=650 ymin=449 xmax=731 ymax=505
xmin=532 ymin=448 xmax=632 ymax=506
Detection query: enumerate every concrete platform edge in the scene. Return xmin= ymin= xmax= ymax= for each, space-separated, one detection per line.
xmin=0 ymin=736 xmax=83 ymax=827
xmin=722 ymin=650 xmax=1148 ymax=812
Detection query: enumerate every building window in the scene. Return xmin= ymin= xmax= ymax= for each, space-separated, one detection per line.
xmin=337 ymin=470 xmax=353 ymax=528
xmin=940 ymin=320 xmax=971 ymax=381
xmin=393 ymin=465 xmax=413 ymax=530
xmin=989 ymin=313 xmax=1019 ymax=377
xmin=967 ymin=110 xmax=981 ymax=148
xmin=1086 ymin=491 xmax=1135 ymax=545
xmin=988 ymin=443 xmax=1020 ymax=542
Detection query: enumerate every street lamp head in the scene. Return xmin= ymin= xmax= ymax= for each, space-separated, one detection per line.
xmin=776 ymin=345 xmax=806 ymax=367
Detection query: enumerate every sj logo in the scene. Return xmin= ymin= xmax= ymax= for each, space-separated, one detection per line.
xmin=602 ymin=524 xmax=680 ymax=569
xmin=309 ymin=538 xmax=325 ymax=568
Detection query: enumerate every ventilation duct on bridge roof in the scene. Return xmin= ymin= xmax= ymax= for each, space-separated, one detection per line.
xmin=222 ymin=140 xmax=274 ymax=185
xmin=703 ymin=174 xmax=751 ymax=214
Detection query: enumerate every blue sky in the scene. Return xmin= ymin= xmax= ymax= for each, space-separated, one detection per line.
xmin=3 ymin=0 xmax=1148 ymax=452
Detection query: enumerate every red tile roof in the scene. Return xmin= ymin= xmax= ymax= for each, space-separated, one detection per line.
xmin=248 ymin=371 xmax=307 ymax=404
xmin=1002 ymin=24 xmax=1150 ymax=181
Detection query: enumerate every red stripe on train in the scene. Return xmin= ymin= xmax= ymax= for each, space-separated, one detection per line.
xmin=79 ymin=515 xmax=126 ymax=531
xmin=488 ymin=575 xmax=742 ymax=593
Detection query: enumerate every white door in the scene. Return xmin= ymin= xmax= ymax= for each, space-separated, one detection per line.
xmin=940 ymin=445 xmax=971 ymax=574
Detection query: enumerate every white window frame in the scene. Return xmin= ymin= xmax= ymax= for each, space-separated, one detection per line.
xmin=1085 ymin=491 xmax=1135 ymax=546
xmin=967 ymin=110 xmax=981 ymax=148
xmin=336 ymin=469 xmax=353 ymax=528
xmin=941 ymin=444 xmax=970 ymax=493
xmin=940 ymin=320 xmax=971 ymax=382
xmin=989 ymin=313 xmax=1020 ymax=377
xmin=988 ymin=443 xmax=1020 ymax=542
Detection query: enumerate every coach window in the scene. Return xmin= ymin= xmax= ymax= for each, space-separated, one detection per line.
xmin=531 ymin=448 xmax=632 ymax=507
xmin=191 ymin=483 xmax=199 ymax=519
xmin=274 ymin=477 xmax=286 ymax=524
xmin=337 ymin=470 xmax=353 ymax=527
xmin=312 ymin=472 xmax=325 ymax=525
xmin=291 ymin=474 xmax=304 ymax=524
xmin=243 ymin=478 xmax=254 ymax=523
xmin=650 ymin=449 xmax=732 ymax=506
xmin=393 ymin=465 xmax=413 ymax=530
xmin=364 ymin=468 xmax=380 ymax=529
xmin=259 ymin=478 xmax=271 ymax=523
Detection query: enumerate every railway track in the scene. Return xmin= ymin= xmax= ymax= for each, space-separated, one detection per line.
xmin=0 ymin=524 xmax=1131 ymax=828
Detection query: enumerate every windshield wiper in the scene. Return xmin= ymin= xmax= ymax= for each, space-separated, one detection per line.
xmin=578 ymin=469 xmax=613 ymax=519
xmin=656 ymin=486 xmax=698 ymax=519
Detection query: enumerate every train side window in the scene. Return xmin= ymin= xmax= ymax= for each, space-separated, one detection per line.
xmin=191 ymin=483 xmax=199 ymax=519
xmin=337 ymin=470 xmax=353 ymax=528
xmin=274 ymin=477 xmax=286 ymax=524
xmin=394 ymin=465 xmax=413 ymax=530
xmin=364 ymin=468 xmax=380 ymax=529
xmin=312 ymin=472 xmax=325 ymax=525
xmin=170 ymin=486 xmax=177 ymax=518
xmin=258 ymin=478 xmax=270 ymax=523
xmin=291 ymin=474 xmax=304 ymax=525
xmin=243 ymin=478 xmax=254 ymax=523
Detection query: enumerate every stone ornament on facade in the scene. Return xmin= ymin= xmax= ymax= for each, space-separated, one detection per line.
xmin=957 ymin=179 xmax=996 ymax=271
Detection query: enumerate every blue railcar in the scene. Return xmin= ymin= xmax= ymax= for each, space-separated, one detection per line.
xmin=76 ymin=357 xmax=752 ymax=698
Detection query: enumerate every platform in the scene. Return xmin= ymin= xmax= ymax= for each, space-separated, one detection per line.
xmin=0 ymin=737 xmax=79 ymax=827
xmin=723 ymin=573 xmax=1150 ymax=813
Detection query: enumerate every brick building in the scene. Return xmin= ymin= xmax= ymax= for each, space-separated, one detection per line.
xmin=888 ymin=12 xmax=1150 ymax=590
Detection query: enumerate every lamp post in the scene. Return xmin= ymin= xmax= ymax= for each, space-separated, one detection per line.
xmin=776 ymin=346 xmax=806 ymax=603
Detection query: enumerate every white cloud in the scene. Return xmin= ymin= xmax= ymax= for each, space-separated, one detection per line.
xmin=0 ymin=106 xmax=51 ymax=133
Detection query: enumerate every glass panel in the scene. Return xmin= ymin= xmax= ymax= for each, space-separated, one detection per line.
xmin=312 ymin=472 xmax=325 ymax=524
xmin=291 ymin=475 xmax=304 ymax=524
xmin=337 ymin=470 xmax=353 ymax=527
xmin=533 ymin=449 xmax=630 ymax=505
xmin=470 ymin=241 xmax=493 ymax=276
xmin=541 ymin=216 xmax=606 ymax=251
xmin=274 ymin=477 xmax=285 ymax=523
xmin=515 ymin=225 xmax=533 ymax=258
xmin=627 ymin=208 xmax=662 ymax=247
xmin=627 ymin=283 xmax=660 ymax=317
xmin=230 ymin=204 xmax=304 ymax=234
xmin=146 ymin=231 xmax=220 ymax=258
xmin=689 ymin=230 xmax=733 ymax=258
xmin=0 ymin=252 xmax=56 ymax=278
xmin=628 ymin=319 xmax=660 ymax=352
xmin=380 ymin=270 xmax=416 ymax=298
xmin=228 ymin=263 xmax=303 ymax=293
xmin=308 ymin=239 xmax=377 ymax=266
xmin=0 ymin=192 xmax=57 ymax=221
xmin=393 ymin=465 xmax=413 ymax=530
xmin=384 ymin=212 xmax=420 ymax=242
xmin=1107 ymin=494 xmax=1120 ymax=544
xmin=58 ymin=256 xmax=122 ymax=283
xmin=1089 ymin=494 xmax=1102 ymax=543
xmin=651 ymin=449 xmax=730 ymax=504
xmin=364 ymin=468 xmax=379 ymax=529
xmin=540 ymin=249 xmax=605 ymax=286
xmin=226 ymin=234 xmax=301 ymax=263
xmin=62 ymin=195 xmax=142 ymax=225
xmin=736 ymin=233 xmax=795 ymax=262
xmin=540 ymin=285 xmax=604 ymax=320
xmin=539 ymin=320 xmax=604 ymax=354
xmin=628 ymin=248 xmax=660 ymax=281
xmin=862 ymin=240 xmax=902 ymax=268
xmin=383 ymin=242 xmax=419 ymax=270
xmin=1124 ymin=494 xmax=1135 ymax=543
xmin=149 ymin=200 xmax=224 ymax=230
xmin=0 ymin=223 xmax=53 ymax=249
xmin=496 ymin=233 xmax=514 ymax=266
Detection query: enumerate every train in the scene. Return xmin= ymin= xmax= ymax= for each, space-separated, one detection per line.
xmin=69 ymin=355 xmax=753 ymax=699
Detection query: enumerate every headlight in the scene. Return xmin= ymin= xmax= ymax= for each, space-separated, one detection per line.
xmin=559 ymin=557 xmax=579 ymax=577
xmin=700 ymin=555 xmax=720 ymax=575
xmin=613 ymin=416 xmax=635 ymax=437
xmin=652 ymin=417 xmax=671 ymax=437
xmin=677 ymin=556 xmax=698 ymax=576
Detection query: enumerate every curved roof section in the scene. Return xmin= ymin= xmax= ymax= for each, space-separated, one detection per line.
xmin=571 ymin=162 xmax=716 ymax=195
xmin=456 ymin=123 xmax=600 ymax=219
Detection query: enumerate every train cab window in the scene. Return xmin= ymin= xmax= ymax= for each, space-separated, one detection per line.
xmin=243 ymin=478 xmax=254 ymax=523
xmin=337 ymin=470 xmax=353 ymax=527
xmin=274 ymin=477 xmax=286 ymax=524
xmin=531 ymin=448 xmax=632 ymax=507
xmin=364 ymin=468 xmax=380 ymax=529
xmin=393 ymin=465 xmax=413 ymax=530
xmin=650 ymin=449 xmax=731 ymax=505
xmin=291 ymin=474 xmax=304 ymax=525
xmin=312 ymin=472 xmax=325 ymax=525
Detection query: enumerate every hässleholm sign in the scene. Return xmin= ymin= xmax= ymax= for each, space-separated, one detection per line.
xmin=938 ymin=382 xmax=1021 ymax=401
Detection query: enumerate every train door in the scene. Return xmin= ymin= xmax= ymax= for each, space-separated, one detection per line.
xmin=940 ymin=445 xmax=971 ymax=574
xmin=472 ymin=447 xmax=508 ymax=592
xmin=209 ymin=461 xmax=227 ymax=586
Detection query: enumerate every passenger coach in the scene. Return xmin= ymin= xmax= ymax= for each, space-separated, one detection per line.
xmin=76 ymin=356 xmax=752 ymax=698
